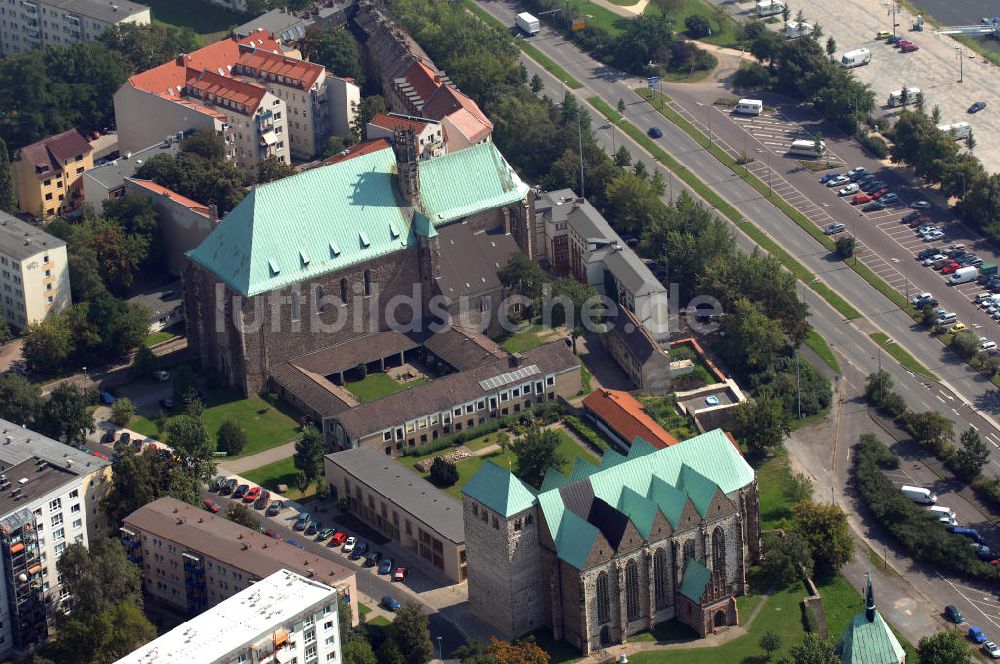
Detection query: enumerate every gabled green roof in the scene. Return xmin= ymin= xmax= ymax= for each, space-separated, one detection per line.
xmin=552 ymin=509 xmax=599 ymax=569
xmin=462 ymin=460 xmax=536 ymax=517
xmin=836 ymin=611 xmax=906 ymax=664
xmin=649 ymin=476 xmax=688 ymax=528
xmin=418 ymin=142 xmax=529 ymax=226
xmin=600 ymin=449 xmax=627 ymax=469
xmin=678 ymin=464 xmax=720 ymax=517
xmin=568 ymin=457 xmax=599 ymax=483
xmin=627 ymin=438 xmax=659 ymax=460
xmin=617 ymin=487 xmax=657 ymax=538
xmin=679 ymin=558 xmax=711 ymax=602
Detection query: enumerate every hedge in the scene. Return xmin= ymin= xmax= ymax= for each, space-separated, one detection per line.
xmin=563 ymin=414 xmax=610 ymax=453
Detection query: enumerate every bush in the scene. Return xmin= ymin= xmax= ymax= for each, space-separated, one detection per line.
xmin=801 ymin=602 xmax=819 ymax=633
xmin=109 ymin=398 xmax=134 ymax=427
xmin=857 ymin=132 xmax=889 ymax=158
xmin=563 ymin=415 xmax=610 ymax=452
xmin=216 ymin=420 xmax=247 ymax=456
xmin=732 ymin=61 xmax=773 ymax=89
xmin=835 ymin=236 xmax=855 ymax=259
xmin=684 ymin=15 xmax=711 ymax=38
xmin=429 ymin=457 xmax=459 ymax=488
xmin=878 ymin=391 xmax=908 ymax=420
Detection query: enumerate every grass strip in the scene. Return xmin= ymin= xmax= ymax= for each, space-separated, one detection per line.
xmin=803 ymin=329 xmax=841 ymax=374
xmin=588 ymin=97 xmax=861 ymax=321
xmin=870 ymin=332 xmax=939 ymax=381
xmin=636 ymin=88 xmax=919 ymax=318
xmin=462 ymin=1 xmax=584 ymax=89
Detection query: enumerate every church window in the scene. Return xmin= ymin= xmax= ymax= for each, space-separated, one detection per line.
xmin=363 ymin=270 xmax=372 ymax=296
xmin=654 ymin=548 xmax=669 ymax=610
xmin=313 ymin=284 xmax=323 ymax=313
xmin=340 ymin=278 xmax=348 ymax=303
xmin=596 ymin=572 xmax=610 ymax=624
xmin=712 ymin=527 xmax=726 ymax=576
xmin=625 ymin=559 xmax=640 ymax=621
xmin=290 ymin=292 xmax=299 ymax=322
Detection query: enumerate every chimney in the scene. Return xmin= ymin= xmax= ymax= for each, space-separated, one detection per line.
xmin=208 ymin=204 xmax=219 ymax=221
xmin=509 ymin=352 xmax=523 ymax=368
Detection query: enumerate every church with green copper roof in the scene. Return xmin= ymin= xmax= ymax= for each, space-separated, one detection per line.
xmin=462 ymin=428 xmax=763 ymax=655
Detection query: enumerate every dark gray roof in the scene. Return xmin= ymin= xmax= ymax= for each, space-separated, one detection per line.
xmin=0 ymin=212 xmax=66 ymax=261
xmin=600 ymin=246 xmax=662 ymax=297
xmin=52 ymin=0 xmax=148 ymax=22
xmin=606 ymin=306 xmax=666 ymax=365
xmin=233 ymin=9 xmax=307 ymax=41
xmin=534 ymin=189 xmax=579 ymax=226
xmin=84 ymin=140 xmax=179 ymax=190
xmin=0 ymin=419 xmax=111 ymax=474
xmin=436 ymin=223 xmax=519 ymax=299
xmin=293 ymin=331 xmax=417 ymax=376
xmin=326 ymin=447 xmax=465 ymax=544
xmin=0 ymin=458 xmax=78 ymax=517
xmin=126 ymin=279 xmax=183 ymax=320
xmin=422 ymin=326 xmax=505 ymax=371
xmin=269 ymin=363 xmax=352 ymax=418
xmin=335 ymin=341 xmax=579 ymax=440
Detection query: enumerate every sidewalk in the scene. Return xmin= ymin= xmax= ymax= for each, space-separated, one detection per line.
xmin=219 ymin=440 xmax=296 ymax=474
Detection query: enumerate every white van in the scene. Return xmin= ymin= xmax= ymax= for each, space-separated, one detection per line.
xmin=788 ymin=139 xmax=826 ymax=157
xmin=756 ymin=0 xmax=785 ymax=17
xmin=734 ymin=99 xmax=763 ymax=116
xmin=937 ymin=122 xmax=971 ymax=141
xmin=887 ymin=87 xmax=921 ymax=108
xmin=841 ymin=48 xmax=871 ymax=68
xmin=901 ymin=485 xmax=937 ymax=504
xmin=948 ymin=266 xmax=979 ymax=285
xmin=928 ymin=505 xmax=956 ymax=520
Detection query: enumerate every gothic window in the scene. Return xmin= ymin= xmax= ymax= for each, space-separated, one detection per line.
xmin=596 ymin=572 xmax=610 ymax=624
xmin=340 ymin=278 xmax=348 ymax=303
xmin=363 ymin=270 xmax=372 ymax=296
xmin=290 ymin=292 xmax=299 ymax=322
xmin=313 ymin=284 xmax=323 ymax=313
xmin=625 ymin=559 xmax=640 ymax=621
xmin=712 ymin=527 xmax=726 ymax=576
xmin=682 ymin=539 xmax=695 ymax=576
xmin=654 ymin=548 xmax=669 ymax=610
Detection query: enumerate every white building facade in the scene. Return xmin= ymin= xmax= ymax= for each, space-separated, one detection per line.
xmin=0 ymin=0 xmax=150 ymax=56
xmin=0 ymin=212 xmax=71 ymax=329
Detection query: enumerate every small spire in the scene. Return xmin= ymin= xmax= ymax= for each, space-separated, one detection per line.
xmin=865 ymin=572 xmax=876 ymax=622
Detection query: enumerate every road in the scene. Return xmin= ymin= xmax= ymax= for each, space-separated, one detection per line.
xmin=484 ymin=0 xmax=1000 ymax=475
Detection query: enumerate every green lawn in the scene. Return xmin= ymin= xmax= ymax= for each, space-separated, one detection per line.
xmin=870 ymin=333 xmax=939 ymax=381
xmin=645 ymin=0 xmax=742 ymax=48
xmin=343 ymin=373 xmax=428 ymax=403
xmin=804 ymin=329 xmax=841 ymax=374
xmin=143 ymin=323 xmax=183 ymax=348
xmin=754 ymin=453 xmax=798 ymax=530
xmin=497 ymin=324 xmax=552 ymax=353
xmin=145 ymin=0 xmax=244 ymax=41
xmin=131 ymin=388 xmax=301 ymax=458
xmin=243 ymin=458 xmax=314 ymax=501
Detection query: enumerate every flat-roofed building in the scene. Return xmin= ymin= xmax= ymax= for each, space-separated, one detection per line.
xmin=121 ymin=497 xmax=359 ymax=624
xmin=0 ymin=0 xmax=150 ymax=57
xmin=325 ymin=447 xmax=466 ymax=582
xmin=0 ymin=211 xmax=71 ymax=329
xmin=114 ymin=569 xmax=343 ymax=664
xmin=80 ymin=139 xmax=179 ymax=214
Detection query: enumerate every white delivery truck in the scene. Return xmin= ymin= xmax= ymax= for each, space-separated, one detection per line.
xmin=756 ymin=0 xmax=786 ymax=17
xmin=949 ymin=266 xmax=979 ymax=285
xmin=515 ymin=12 xmax=540 ymax=36
xmin=928 ymin=505 xmax=957 ymax=520
xmin=901 ymin=485 xmax=937 ymax=504
xmin=887 ymin=87 xmax=921 ymax=108
xmin=788 ymin=139 xmax=826 ymax=157
xmin=734 ymin=99 xmax=763 ymax=115
xmin=937 ymin=122 xmax=972 ymax=141
xmin=841 ymin=48 xmax=871 ymax=68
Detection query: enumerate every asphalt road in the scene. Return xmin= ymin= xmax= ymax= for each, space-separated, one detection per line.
xmin=486 ymin=0 xmax=1000 ymax=476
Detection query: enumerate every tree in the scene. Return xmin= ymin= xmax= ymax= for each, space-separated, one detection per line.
xmin=99 ymin=22 xmax=199 ymax=75
xmin=226 ymin=502 xmax=262 ymax=531
xmin=954 ymin=426 xmax=989 ymax=479
xmin=834 ymin=235 xmax=855 ymax=259
xmin=0 ymin=137 xmax=15 ymax=214
xmin=966 ymin=129 xmax=976 ymax=154
xmin=166 ymin=414 xmax=215 ymax=481
xmin=734 ymin=393 xmax=790 ymax=452
xmin=40 ymin=383 xmax=95 ymax=443
xmin=255 ymin=155 xmax=296 ymax=184
xmin=294 ymin=425 xmax=326 ymax=483
xmin=0 ymin=374 xmax=42 ymax=424
xmin=760 ymin=630 xmax=782 ymax=660
xmin=719 ymin=298 xmax=787 ymax=372
xmin=825 ymin=36 xmax=837 ymax=60
xmin=101 ymin=447 xmax=200 ymax=525
xmin=429 ymin=457 xmax=459 ymax=488
xmin=763 ymin=531 xmax=813 ymax=586
xmin=171 ymin=364 xmax=199 ymax=402
xmin=499 ymin=252 xmax=548 ymax=304
xmin=903 ymin=411 xmax=954 ymax=454
xmin=352 ymin=95 xmax=387 ymax=139
xmin=614 ymin=145 xmax=632 ymax=168
xmin=865 ymin=369 xmax=892 ymax=405
xmin=617 ymin=98 xmax=626 ymax=114
xmin=22 ymin=315 xmax=73 ymax=373
xmin=932 ymin=105 xmax=942 ymax=124
xmin=343 ymin=639 xmax=377 ymax=664
xmin=782 ymin=3 xmax=791 ymax=22
xmin=684 ymin=15 xmax=711 ymax=38
xmin=0 ymin=316 xmax=9 ymax=346
xmin=547 ymin=277 xmax=600 ymax=349
xmin=511 ymin=426 xmax=564 ymax=489
xmin=216 ymin=419 xmax=247 ymax=456
xmin=951 ymin=329 xmax=979 ymax=359
xmin=110 ymin=397 xmax=135 ymax=427
xmin=786 ymin=633 xmax=838 ymax=664
xmin=393 ymin=603 xmax=435 ymax=664
xmin=302 ymin=27 xmax=365 ymax=86
xmin=530 ymin=74 xmax=543 ymax=94
xmin=917 ymin=629 xmax=972 ymax=664
xmin=486 ymin=636 xmax=551 ymax=664
xmin=792 ymin=500 xmax=854 ymax=574
xmin=132 ymin=344 xmax=159 ymax=377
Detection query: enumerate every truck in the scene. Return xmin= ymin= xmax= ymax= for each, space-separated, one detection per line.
xmin=734 ymin=99 xmax=763 ymax=116
xmin=841 ymin=48 xmax=871 ymax=68
xmin=937 ymin=122 xmax=971 ymax=141
xmin=515 ymin=12 xmax=540 ymax=36
xmin=887 ymin=87 xmax=922 ymax=108
xmin=901 ymin=485 xmax=937 ymax=504
xmin=948 ymin=266 xmax=979 ymax=285
xmin=788 ymin=139 xmax=826 ymax=157
xmin=756 ymin=0 xmax=785 ymax=17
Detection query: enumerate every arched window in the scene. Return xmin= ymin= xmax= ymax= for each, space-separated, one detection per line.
xmin=363 ymin=270 xmax=372 ymax=296
xmin=313 ymin=284 xmax=323 ymax=313
xmin=654 ymin=548 xmax=669 ymax=610
xmin=625 ymin=559 xmax=640 ymax=621
xmin=340 ymin=278 xmax=348 ymax=304
xmin=596 ymin=572 xmax=610 ymax=624
xmin=712 ymin=527 xmax=726 ymax=577
xmin=290 ymin=292 xmax=299 ymax=322
xmin=682 ymin=539 xmax=695 ymax=576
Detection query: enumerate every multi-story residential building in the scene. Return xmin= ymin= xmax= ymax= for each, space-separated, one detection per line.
xmin=366 ymin=113 xmax=443 ymax=159
xmin=325 ymin=447 xmax=467 ymax=582
xmin=121 ymin=497 xmax=359 ymax=625
xmin=0 ymin=211 xmax=70 ymax=329
xmin=0 ymin=419 xmax=113 ymax=660
xmin=115 ymin=569 xmax=343 ymax=664
xmin=0 ymin=0 xmax=150 ymax=57
xmin=114 ymin=32 xmax=359 ymax=170
xmin=11 ymin=128 xmax=93 ymax=217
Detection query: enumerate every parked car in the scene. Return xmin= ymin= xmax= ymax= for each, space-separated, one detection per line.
xmin=880 ymin=193 xmax=899 ymax=204
xmin=871 ymin=188 xmax=891 ymax=199
xmin=984 ymin=641 xmax=1000 ymax=659
xmin=380 ymin=595 xmax=401 ymax=611
xmin=232 ymin=484 xmax=250 ymax=500
xmin=293 ymin=513 xmax=310 ymax=531
xmin=211 ymin=475 xmax=227 ymax=492
xmin=923 ymin=230 xmax=945 ymax=241
xmin=852 ymin=193 xmax=872 ymax=205
xmin=349 ymin=542 xmax=369 ymax=560
xmin=330 ymin=531 xmax=348 ymax=546
xmin=968 ymin=101 xmax=987 ymax=114
xmin=917 ymin=247 xmax=941 ymax=260
xmin=911 ymin=200 xmax=932 ymax=210
xmin=264 ymin=529 xmax=282 ymax=540
xmin=911 ymin=292 xmax=934 ymax=305
xmin=378 ymin=558 xmax=394 ymax=575
xmin=220 ymin=479 xmax=237 ymax=495
xmin=318 ymin=528 xmax=336 ymax=541
xmin=838 ymin=183 xmax=860 ymax=196
xmin=908 ymin=215 xmax=932 ymax=228
xmin=101 ymin=429 xmax=116 ymax=443
xmin=819 ymin=172 xmax=842 ymax=183
xmin=859 ymin=173 xmax=877 ymax=183
xmin=862 ymin=180 xmax=886 ymax=192
xmin=253 ymin=490 xmax=270 ymax=510
xmin=886 ymin=34 xmax=901 ymax=44
xmin=826 ymin=175 xmax=850 ymax=188
xmin=941 ymin=262 xmax=961 ymax=274
xmin=847 ymin=166 xmax=867 ymax=179
xmin=305 ymin=521 xmax=321 ymax=536
xmin=901 ymin=42 xmax=919 ymax=52
xmin=946 ymin=605 xmax=966 ymax=623
xmin=863 ymin=201 xmax=885 ymax=212
xmin=343 ymin=536 xmax=358 ymax=552
xmin=962 ymin=256 xmax=983 ymax=267
xmin=903 ymin=211 xmax=924 ymax=224
xmin=922 ymin=254 xmax=946 ymax=266
xmin=266 ymin=500 xmax=283 ymax=516
xmin=243 ymin=486 xmax=260 ymax=503
xmin=364 ymin=551 xmax=383 ymax=567
xmin=824 ymin=223 xmax=847 ymax=235
xmin=647 ymin=127 xmax=662 ymax=138
xmin=392 ymin=567 xmax=408 ymax=582
xmin=202 ymin=498 xmax=221 ymax=513
xmin=875 ymin=30 xmax=891 ymax=39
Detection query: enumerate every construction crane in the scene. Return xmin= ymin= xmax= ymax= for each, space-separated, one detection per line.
xmin=934 ymin=16 xmax=1000 ymax=38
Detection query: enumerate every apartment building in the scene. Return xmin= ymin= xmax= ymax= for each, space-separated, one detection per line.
xmin=0 ymin=420 xmax=113 ymax=660
xmin=11 ymin=129 xmax=93 ymax=218
xmin=122 ymin=497 xmax=359 ymax=625
xmin=116 ymin=569 xmax=342 ymax=664
xmin=0 ymin=0 xmax=150 ymax=56
xmin=0 ymin=212 xmax=70 ymax=329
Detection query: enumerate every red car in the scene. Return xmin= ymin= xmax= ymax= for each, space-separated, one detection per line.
xmin=871 ymin=188 xmax=890 ymax=199
xmin=940 ymin=262 xmax=961 ymax=274
xmin=244 ymin=486 xmax=261 ymax=503
xmin=264 ymin=529 xmax=283 ymax=541
xmin=392 ymin=567 xmax=408 ymax=582
xmin=329 ymin=531 xmax=348 ymax=546
xmin=907 ymin=215 xmax=931 ymax=228
xmin=852 ymin=193 xmax=872 ymax=205
xmin=203 ymin=498 xmax=221 ymax=513
xmin=901 ymin=43 xmax=919 ymax=52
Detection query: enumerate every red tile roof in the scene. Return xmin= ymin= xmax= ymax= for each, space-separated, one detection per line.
xmin=583 ymin=389 xmax=678 ymax=450
xmin=237 ymin=48 xmax=324 ymax=89
xmin=186 ymin=68 xmax=267 ymax=113
xmin=16 ymin=129 xmax=93 ymax=181
xmin=422 ymin=85 xmax=493 ymax=142
xmin=321 ymin=138 xmax=391 ymax=165
xmin=368 ymin=112 xmax=433 ymax=133
xmin=402 ymin=60 xmax=442 ymax=106
xmin=127 ymin=178 xmax=213 ymax=218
